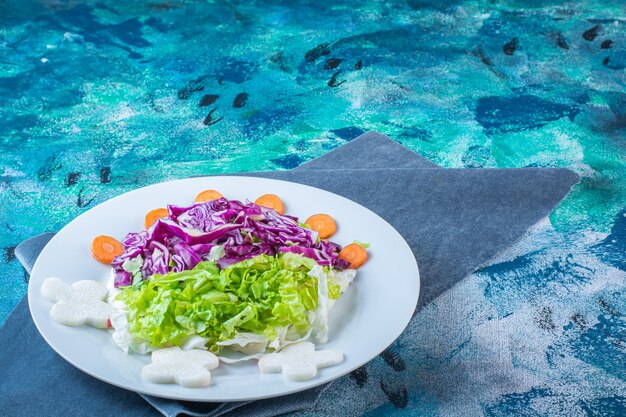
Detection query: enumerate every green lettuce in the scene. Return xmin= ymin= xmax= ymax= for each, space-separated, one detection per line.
xmin=117 ymin=252 xmax=330 ymax=352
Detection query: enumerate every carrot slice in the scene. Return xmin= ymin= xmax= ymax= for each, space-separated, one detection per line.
xmin=255 ymin=194 xmax=285 ymax=215
xmin=338 ymin=243 xmax=368 ymax=269
xmin=91 ymin=235 xmax=124 ymax=264
xmin=195 ymin=189 xmax=224 ymax=203
xmin=305 ymin=214 xmax=337 ymax=239
xmin=145 ymin=208 xmax=169 ymax=229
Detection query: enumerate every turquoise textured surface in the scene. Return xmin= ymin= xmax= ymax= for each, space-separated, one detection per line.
xmin=0 ymin=1 xmax=624 ymax=415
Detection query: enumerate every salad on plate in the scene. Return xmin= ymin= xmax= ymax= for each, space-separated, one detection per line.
xmin=42 ymin=189 xmax=369 ymax=385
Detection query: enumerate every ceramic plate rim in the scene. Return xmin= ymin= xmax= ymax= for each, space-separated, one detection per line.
xmin=28 ymin=175 xmax=419 ymax=402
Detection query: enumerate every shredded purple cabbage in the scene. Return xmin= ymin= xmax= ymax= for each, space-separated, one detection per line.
xmin=112 ymin=198 xmax=347 ymax=287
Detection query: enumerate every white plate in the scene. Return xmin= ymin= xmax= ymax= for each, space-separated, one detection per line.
xmin=28 ymin=176 xmax=419 ymax=402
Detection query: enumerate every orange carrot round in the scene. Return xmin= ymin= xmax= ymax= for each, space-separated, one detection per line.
xmin=91 ymin=235 xmax=124 ymax=264
xmin=195 ymin=189 xmax=224 ymax=203
xmin=338 ymin=243 xmax=368 ymax=269
xmin=145 ymin=208 xmax=169 ymax=229
xmin=305 ymin=214 xmax=337 ymax=239
xmin=255 ymin=194 xmax=285 ymax=215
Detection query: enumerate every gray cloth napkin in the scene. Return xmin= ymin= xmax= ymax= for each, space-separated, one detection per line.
xmin=2 ymin=131 xmax=578 ymax=417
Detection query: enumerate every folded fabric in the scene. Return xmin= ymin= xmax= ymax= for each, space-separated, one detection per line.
xmin=1 ymin=132 xmax=578 ymax=417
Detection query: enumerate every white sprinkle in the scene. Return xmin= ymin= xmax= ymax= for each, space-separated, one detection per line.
xmin=41 ymin=58 xmax=49 ymax=63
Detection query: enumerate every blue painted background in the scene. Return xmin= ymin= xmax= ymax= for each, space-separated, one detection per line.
xmin=1 ymin=1 xmax=624 ymax=415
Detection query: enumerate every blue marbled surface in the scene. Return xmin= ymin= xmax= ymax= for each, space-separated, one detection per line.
xmin=0 ymin=1 xmax=624 ymax=415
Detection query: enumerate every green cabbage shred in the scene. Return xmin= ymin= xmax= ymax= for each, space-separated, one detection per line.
xmin=117 ymin=252 xmax=340 ymax=352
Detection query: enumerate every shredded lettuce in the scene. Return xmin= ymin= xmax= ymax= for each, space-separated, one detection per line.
xmin=351 ymin=240 xmax=371 ymax=248
xmin=116 ymin=253 xmax=333 ymax=353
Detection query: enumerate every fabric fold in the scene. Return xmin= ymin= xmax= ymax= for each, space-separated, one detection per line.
xmin=1 ymin=131 xmax=579 ymax=417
